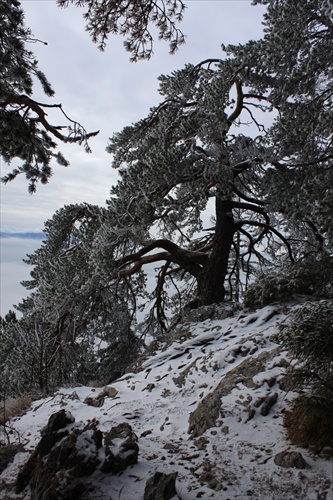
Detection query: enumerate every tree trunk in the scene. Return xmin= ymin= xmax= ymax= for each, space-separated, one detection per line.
xmin=197 ymin=197 xmax=235 ymax=305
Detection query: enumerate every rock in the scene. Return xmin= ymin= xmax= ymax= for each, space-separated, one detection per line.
xmin=253 ymin=396 xmax=267 ymax=408
xmin=17 ymin=419 xmax=103 ymax=498
xmin=34 ymin=473 xmax=87 ymax=500
xmin=186 ymin=305 xmax=216 ymax=323
xmin=274 ymin=358 xmax=290 ymax=368
xmin=17 ymin=410 xmax=75 ymax=493
xmin=99 ymin=386 xmax=119 ymax=398
xmin=84 ymin=387 xmax=118 ymax=407
xmin=246 ymin=408 xmax=256 ymax=422
xmin=143 ymin=383 xmax=155 ymax=392
xmin=0 ymin=444 xmax=24 ymax=474
xmin=266 ymin=377 xmax=276 ymax=388
xmin=173 ymin=359 xmax=198 ymax=388
xmin=144 ymin=471 xmax=179 ymax=500
xmin=260 ymin=392 xmax=278 ymax=416
xmin=83 ymin=395 xmax=104 ymax=407
xmin=42 ymin=409 xmax=75 ymax=434
xmin=188 ymin=348 xmax=280 ymax=436
xmin=274 ymin=450 xmax=309 ymax=469
xmin=194 ymin=436 xmax=209 ymax=449
xmin=140 ymin=429 xmax=153 ymax=438
xmin=16 ymin=414 xmax=140 ymax=498
xmin=101 ymin=422 xmax=139 ymax=473
xmin=185 ymin=303 xmax=235 ymax=323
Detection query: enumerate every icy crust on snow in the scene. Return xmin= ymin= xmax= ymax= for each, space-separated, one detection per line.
xmin=1 ymin=305 xmax=332 ymax=499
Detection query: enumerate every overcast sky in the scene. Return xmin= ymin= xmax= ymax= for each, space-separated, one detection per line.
xmin=0 ymin=0 xmax=267 ymax=315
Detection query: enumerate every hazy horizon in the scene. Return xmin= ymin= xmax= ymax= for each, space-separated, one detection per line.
xmin=0 ymin=236 xmax=42 ymax=317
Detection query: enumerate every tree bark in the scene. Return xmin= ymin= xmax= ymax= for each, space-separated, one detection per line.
xmin=197 ymin=197 xmax=235 ymax=305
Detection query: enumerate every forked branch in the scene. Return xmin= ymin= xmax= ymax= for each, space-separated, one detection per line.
xmin=2 ymin=93 xmax=99 ymax=147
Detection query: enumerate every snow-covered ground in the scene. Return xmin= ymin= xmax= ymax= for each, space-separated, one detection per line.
xmin=1 ymin=304 xmax=332 ymax=499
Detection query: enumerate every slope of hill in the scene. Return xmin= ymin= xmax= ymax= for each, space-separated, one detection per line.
xmin=1 ymin=303 xmax=332 ymax=499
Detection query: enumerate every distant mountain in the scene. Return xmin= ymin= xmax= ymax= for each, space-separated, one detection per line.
xmin=0 ymin=232 xmax=44 ymax=240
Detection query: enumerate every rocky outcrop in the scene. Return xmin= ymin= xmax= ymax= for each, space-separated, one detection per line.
xmin=144 ymin=471 xmax=179 ymax=500
xmin=188 ymin=348 xmax=280 ymax=436
xmin=16 ymin=410 xmax=139 ymax=499
xmin=185 ymin=303 xmax=235 ymax=323
xmin=16 ymin=409 xmax=75 ymax=493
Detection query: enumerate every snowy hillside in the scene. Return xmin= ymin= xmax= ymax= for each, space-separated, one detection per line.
xmin=1 ymin=304 xmax=332 ymax=499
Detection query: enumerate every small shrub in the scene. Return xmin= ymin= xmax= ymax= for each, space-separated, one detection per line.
xmin=0 ymin=394 xmax=35 ymax=426
xmin=244 ymin=256 xmax=333 ymax=308
xmin=284 ymin=397 xmax=333 ymax=454
xmin=277 ymin=300 xmax=333 ymax=453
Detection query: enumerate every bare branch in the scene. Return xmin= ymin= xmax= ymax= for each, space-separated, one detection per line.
xmin=2 ymin=93 xmax=99 ymax=146
xmin=227 ymin=79 xmax=244 ymax=126
xmin=114 ymin=239 xmax=208 ymax=279
xmin=231 ymin=200 xmax=270 ymax=225
xmin=233 ymin=184 xmax=267 ymax=206
xmin=236 ymin=220 xmax=294 ymax=262
xmin=193 ymin=58 xmax=221 ymax=70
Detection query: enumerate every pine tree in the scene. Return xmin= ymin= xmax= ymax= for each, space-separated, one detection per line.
xmin=3 ymin=0 xmax=332 ymax=333
xmin=0 ymin=204 xmax=141 ymax=395
xmin=227 ymin=0 xmax=333 ymax=249
xmin=92 ymin=0 xmax=332 ymax=319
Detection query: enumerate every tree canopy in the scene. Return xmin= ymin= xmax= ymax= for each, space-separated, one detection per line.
xmin=14 ymin=1 xmax=333 ymax=316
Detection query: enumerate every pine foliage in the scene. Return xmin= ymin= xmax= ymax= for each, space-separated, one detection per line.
xmin=225 ymin=0 xmax=333 ymax=247
xmin=244 ymin=256 xmax=333 ymax=308
xmin=277 ymin=299 xmax=333 ymax=448
xmin=0 ymin=205 xmax=142 ymax=396
xmin=0 ymin=0 xmax=98 ymax=192
xmin=57 ymin=0 xmax=186 ymax=61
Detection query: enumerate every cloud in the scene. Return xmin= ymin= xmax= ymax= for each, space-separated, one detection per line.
xmin=0 ymin=237 xmax=42 ymax=316
xmin=0 ymin=232 xmax=44 ymax=239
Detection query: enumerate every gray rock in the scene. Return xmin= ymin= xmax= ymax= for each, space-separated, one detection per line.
xmin=185 ymin=303 xmax=235 ymax=323
xmin=16 ymin=415 xmax=140 ymax=499
xmin=41 ymin=408 xmax=75 ymax=435
xmin=186 ymin=305 xmax=216 ymax=323
xmin=260 ymin=392 xmax=278 ymax=416
xmin=98 ymin=386 xmax=119 ymax=398
xmin=17 ymin=410 xmax=75 ymax=493
xmin=101 ymin=422 xmax=139 ymax=473
xmin=188 ymin=348 xmax=280 ymax=436
xmin=83 ymin=395 xmax=104 ymax=407
xmin=84 ymin=386 xmax=119 ymax=406
xmin=274 ymin=450 xmax=309 ymax=469
xmin=144 ymin=471 xmax=180 ymax=500
xmin=17 ymin=419 xmax=103 ymax=498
